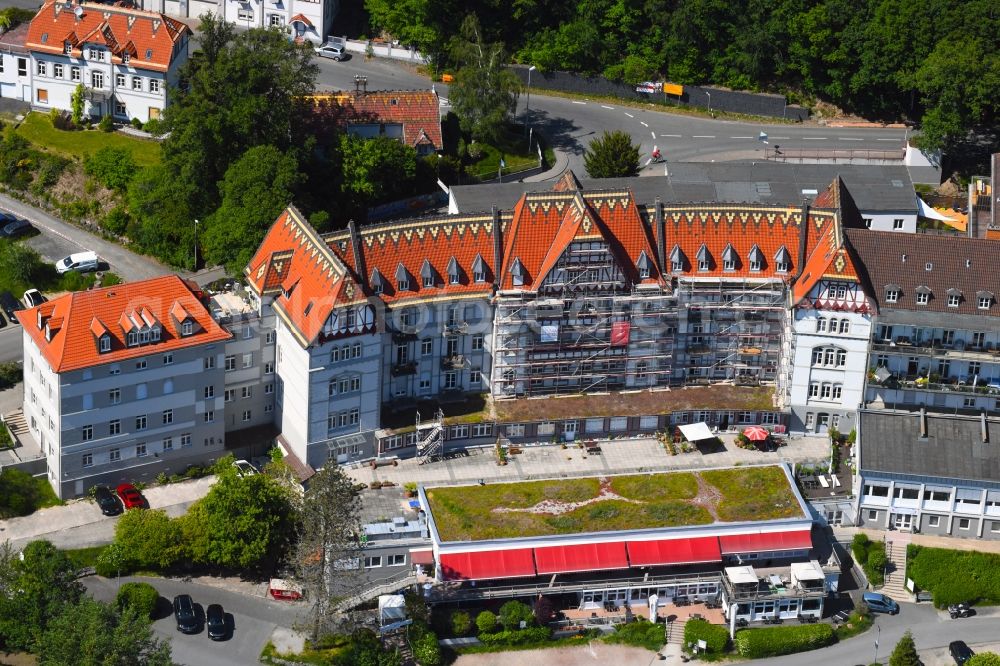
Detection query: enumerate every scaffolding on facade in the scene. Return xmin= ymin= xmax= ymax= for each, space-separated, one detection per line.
xmin=415 ymin=409 xmax=444 ymax=464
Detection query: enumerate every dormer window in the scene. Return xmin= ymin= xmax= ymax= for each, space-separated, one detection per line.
xmin=181 ymin=320 xmax=193 ymax=336
xmin=510 ymin=258 xmax=525 ymax=287
xmin=420 ymin=259 xmax=436 ymax=288
xmin=422 ymin=274 xmax=434 ymax=288
xmin=915 ymin=286 xmax=931 ymax=305
xmin=696 ymin=244 xmax=710 ymax=272
xmin=670 ymin=244 xmax=684 ymax=272
xmin=636 ymin=251 xmax=651 ymax=279
xmin=64 ymin=41 xmax=72 ymax=55
xmin=373 ymin=281 xmax=383 ymax=295
xmin=398 ymin=276 xmax=410 ymax=291
xmin=774 ymin=246 xmax=791 ymax=274
xmin=721 ymin=244 xmax=737 ymax=272
xmin=947 ymin=289 xmax=961 ymax=308
xmin=447 ymin=256 xmax=460 ymax=285
xmin=370 ymin=268 xmax=385 ymax=295
xmin=122 ymin=53 xmax=130 ymax=64
xmin=978 ymin=291 xmax=994 ymax=310
xmin=748 ymin=244 xmax=763 ymax=272
xmin=99 ymin=334 xmax=111 ymax=353
xmin=150 ymin=326 xmax=160 ymax=341
xmin=127 ymin=331 xmax=138 ymax=347
xmin=472 ymin=254 xmax=486 ymax=283
xmin=884 ymin=284 xmax=901 ymax=304
xmin=396 ymin=263 xmax=410 ymax=291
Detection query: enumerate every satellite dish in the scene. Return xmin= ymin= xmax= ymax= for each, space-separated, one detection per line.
xmin=74 ymin=5 xmax=83 ymax=18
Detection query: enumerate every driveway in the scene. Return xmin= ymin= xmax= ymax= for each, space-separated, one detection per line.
xmin=0 ymin=476 xmax=216 ymax=550
xmin=85 ymin=575 xmax=311 ymax=666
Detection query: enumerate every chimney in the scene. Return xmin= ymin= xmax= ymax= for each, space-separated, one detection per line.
xmin=347 ymin=219 xmax=367 ymax=290
xmin=654 ymin=197 xmax=666 ymax=271
xmin=982 ymin=412 xmax=989 ymax=444
xmin=794 ymin=202 xmax=810 ymax=279
xmin=491 ymin=205 xmax=503 ymax=290
xmin=919 ymin=406 xmax=927 ymax=439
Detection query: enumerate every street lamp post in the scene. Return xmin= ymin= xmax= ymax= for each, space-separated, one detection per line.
xmin=705 ymin=92 xmax=712 ymax=114
xmin=193 ymin=218 xmax=199 ymax=270
xmin=524 ymin=65 xmax=536 ymax=140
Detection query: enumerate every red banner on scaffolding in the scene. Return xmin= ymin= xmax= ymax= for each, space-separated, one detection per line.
xmin=611 ymin=321 xmax=631 ymax=346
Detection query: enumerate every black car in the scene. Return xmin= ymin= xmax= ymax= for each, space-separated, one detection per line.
xmin=950 ymin=640 xmax=975 ymax=665
xmin=93 ymin=485 xmax=122 ymax=516
xmin=173 ymin=594 xmax=200 ymax=634
xmin=205 ymin=603 xmax=227 ymax=640
xmin=0 ymin=218 xmax=34 ymax=238
xmin=0 ymin=291 xmax=21 ymax=324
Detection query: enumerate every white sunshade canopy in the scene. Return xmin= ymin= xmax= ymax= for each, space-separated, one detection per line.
xmin=725 ymin=565 xmax=758 ymax=585
xmin=917 ymin=197 xmax=957 ymax=222
xmin=790 ymin=560 xmax=825 ymax=582
xmin=679 ymin=422 xmax=714 ymax=441
xmin=379 ymin=594 xmax=406 ymax=621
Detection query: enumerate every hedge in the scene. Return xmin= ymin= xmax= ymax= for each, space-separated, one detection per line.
xmin=851 ymin=533 xmax=886 ymax=586
xmin=683 ymin=618 xmax=730 ymax=654
xmin=478 ymin=627 xmax=552 ymax=646
xmin=734 ymin=624 xmax=835 ymax=658
xmin=605 ymin=618 xmax=664 ymax=651
xmin=907 ymin=545 xmax=1000 ymax=607
xmin=115 ymin=582 xmax=160 ymax=620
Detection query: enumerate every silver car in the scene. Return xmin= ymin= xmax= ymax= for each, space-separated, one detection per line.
xmin=315 ymin=43 xmax=344 ymax=61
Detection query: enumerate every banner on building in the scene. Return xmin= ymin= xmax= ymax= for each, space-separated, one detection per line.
xmin=541 ymin=324 xmax=560 ymax=343
xmin=611 ymin=321 xmax=631 ymax=346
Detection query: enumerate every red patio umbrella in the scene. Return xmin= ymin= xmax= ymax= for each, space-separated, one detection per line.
xmin=742 ymin=426 xmax=770 ymax=442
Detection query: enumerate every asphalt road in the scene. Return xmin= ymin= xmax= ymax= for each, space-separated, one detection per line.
xmin=314 ymin=57 xmax=909 ymax=174
xmin=86 ymin=575 xmax=311 ymax=666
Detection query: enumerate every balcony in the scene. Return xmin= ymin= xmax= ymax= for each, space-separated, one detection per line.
xmin=878 ymin=375 xmax=1000 ymax=396
xmin=391 ymin=361 xmax=418 ymax=376
xmin=872 ymin=339 xmax=1000 ymax=362
xmin=441 ymin=354 xmax=465 ymax=370
xmin=391 ymin=330 xmax=417 ymax=343
xmin=443 ymin=322 xmax=468 ymax=336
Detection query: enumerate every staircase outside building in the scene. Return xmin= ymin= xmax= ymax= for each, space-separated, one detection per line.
xmin=880 ymin=532 xmax=912 ymax=600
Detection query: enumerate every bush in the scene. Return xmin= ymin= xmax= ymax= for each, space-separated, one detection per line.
xmin=533 ymin=596 xmax=555 ymax=625
xmin=115 ymin=582 xmax=159 ymax=619
xmin=475 ymin=610 xmax=496 ymax=634
xmin=908 ymin=545 xmax=1000 ymax=607
xmin=734 ymin=624 xmax=834 ymax=658
xmin=142 ymin=118 xmax=164 ymax=135
xmin=102 ymin=206 xmax=130 ymax=235
xmin=478 ymin=626 xmax=551 ymax=646
xmin=0 ymin=361 xmax=21 ymax=390
xmin=100 ymin=272 xmax=123 ymax=287
xmin=605 ymin=618 xmax=664 ymax=651
xmin=411 ymin=632 xmax=441 ymax=665
xmin=451 ymin=611 xmax=471 ymax=636
xmin=498 ymin=600 xmax=534 ymax=630
xmin=131 ymin=117 xmax=143 ymax=129
xmin=98 ymin=115 xmax=113 ymax=133
xmin=851 ymin=533 xmax=885 ymax=586
xmin=84 ymin=146 xmax=137 ymax=192
xmin=683 ymin=618 xmax=730 ymax=654
xmin=0 ymin=468 xmax=42 ymax=518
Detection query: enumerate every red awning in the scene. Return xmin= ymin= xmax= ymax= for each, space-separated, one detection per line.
xmin=439 ymin=549 xmax=535 ymax=580
xmin=534 ymin=542 xmax=629 ymax=574
xmin=626 ymin=536 xmax=721 ymax=566
xmin=719 ymin=530 xmax=813 ymax=554
xmin=289 ymin=13 xmax=313 ymax=27
xmin=409 ymin=548 xmax=434 ymax=566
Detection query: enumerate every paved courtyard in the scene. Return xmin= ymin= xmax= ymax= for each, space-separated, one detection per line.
xmin=345 ymin=434 xmax=831 ymax=488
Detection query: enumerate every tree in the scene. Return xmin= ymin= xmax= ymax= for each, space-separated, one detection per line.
xmin=112 ymin=509 xmax=185 ymax=571
xmin=290 ymin=465 xmax=363 ymax=641
xmin=448 ymin=14 xmax=520 ymax=144
xmin=126 ymin=165 xmax=196 ymax=268
xmin=70 ymin=84 xmax=85 ymax=126
xmin=969 ymin=654 xmax=1000 ymax=666
xmin=84 ymin=147 xmax=137 ymax=192
xmin=115 ymin=582 xmax=161 ymax=620
xmin=0 ymin=467 xmax=42 ymax=518
xmin=533 ymin=595 xmax=555 ymax=626
xmin=337 ymin=135 xmax=417 ymax=220
xmin=475 ymin=610 xmax=496 ymax=634
xmin=888 ymin=630 xmax=920 ymax=666
xmin=0 ymin=540 xmax=84 ymax=651
xmin=498 ymin=600 xmax=533 ymax=630
xmin=201 ymin=145 xmax=303 ymax=274
xmin=38 ymin=598 xmax=171 ymax=666
xmin=182 ymin=466 xmax=296 ymax=571
xmin=583 ymin=130 xmax=640 ymax=178
xmin=0 ymin=241 xmax=49 ymax=287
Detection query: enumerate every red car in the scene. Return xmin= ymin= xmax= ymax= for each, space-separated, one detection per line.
xmin=116 ymin=483 xmax=146 ymax=510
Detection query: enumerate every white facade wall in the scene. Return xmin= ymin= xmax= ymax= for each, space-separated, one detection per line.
xmin=21 ymin=328 xmax=62 ymax=486
xmin=222 ymin=0 xmax=330 ymax=44
xmin=274 ymin=315 xmax=312 ymax=463
xmin=0 ymin=51 xmax=32 ymax=101
xmin=860 ymin=210 xmax=917 ymax=234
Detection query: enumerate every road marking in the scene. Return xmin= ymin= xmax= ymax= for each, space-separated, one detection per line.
xmin=641 ymin=121 xmax=648 ymax=127
xmin=803 ymin=137 xmax=827 ymax=140
xmin=601 ymin=105 xmax=614 ymax=110
xmin=650 ymin=131 xmax=656 ymax=140
xmin=692 ymin=135 xmax=715 ymax=139
xmin=876 ymin=138 xmax=900 ymax=142
xmin=772 ymin=136 xmax=790 ymax=139
xmin=660 ymin=134 xmax=681 ymax=138
xmin=624 ymin=112 xmax=634 ymax=118
xmin=839 ymin=137 xmax=864 ymax=141
xmin=730 ymin=136 xmax=753 ymax=139
xmin=572 ymin=101 xmax=586 ymax=105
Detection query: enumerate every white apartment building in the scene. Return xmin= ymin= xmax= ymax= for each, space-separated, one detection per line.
xmin=134 ymin=0 xmax=336 ymax=45
xmin=26 ymin=2 xmax=190 ymax=123
xmin=0 ymin=23 xmax=32 ymax=102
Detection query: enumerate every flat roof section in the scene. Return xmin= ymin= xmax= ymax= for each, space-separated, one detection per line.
xmin=423 ymin=465 xmax=806 ymax=544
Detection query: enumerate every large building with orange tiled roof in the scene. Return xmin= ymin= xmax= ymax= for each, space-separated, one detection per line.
xmin=25 ymin=1 xmax=190 ymax=123
xmin=241 ymin=171 xmax=879 ymax=470
xmin=15 ymin=275 xmax=277 ymax=498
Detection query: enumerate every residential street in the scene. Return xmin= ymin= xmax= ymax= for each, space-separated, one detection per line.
xmin=85 ymin=574 xmax=311 ymax=666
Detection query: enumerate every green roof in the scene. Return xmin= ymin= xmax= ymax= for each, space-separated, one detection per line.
xmin=424 ymin=465 xmax=803 ymax=543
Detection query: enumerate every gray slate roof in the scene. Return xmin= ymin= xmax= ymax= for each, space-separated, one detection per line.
xmin=846 ymin=229 xmax=1000 ymax=317
xmin=450 ymin=164 xmax=916 ymax=214
xmin=859 ymin=410 xmax=1000 ymax=484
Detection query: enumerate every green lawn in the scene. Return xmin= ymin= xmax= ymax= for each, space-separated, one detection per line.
xmin=425 ymin=466 xmax=801 ymax=542
xmin=62 ymin=545 xmax=107 ymax=569
xmin=466 ymin=126 xmax=556 ymax=180
xmin=16 ymin=112 xmax=162 ymax=167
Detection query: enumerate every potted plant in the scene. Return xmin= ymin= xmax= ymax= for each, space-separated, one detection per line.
xmin=404 ymin=482 xmax=418 ymax=498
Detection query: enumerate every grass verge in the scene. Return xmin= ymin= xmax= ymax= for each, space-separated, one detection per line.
xmin=62 ymin=545 xmax=107 ymax=569
xmin=16 ymin=112 xmax=161 ymax=167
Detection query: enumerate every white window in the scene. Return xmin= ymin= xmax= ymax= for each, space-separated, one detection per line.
xmin=237 ymin=8 xmax=254 ymax=21
xmin=225 ymin=355 xmax=236 ymax=371
xmin=71 ymin=66 xmax=80 ymax=82
xmin=180 ymin=433 xmax=192 ymax=447
xmin=131 ymin=76 xmax=142 ymax=91
xmin=99 ymin=335 xmax=111 ymax=352
xmin=817 ymin=318 xmax=827 ymax=333
xmin=839 ymin=319 xmax=850 ymax=334
xmin=421 ymin=339 xmax=433 ymax=356
xmin=204 ymin=386 xmax=215 ymax=399
xmin=136 ymin=416 xmax=147 ymax=431
xmin=265 ymin=383 xmax=274 ymax=395
xmin=470 ymin=368 xmax=481 ymax=384
xmin=109 ymin=388 xmax=121 ymax=405
xmin=364 ymin=556 xmax=382 ymax=568
xmin=243 ymin=353 xmax=253 ymax=368
xmin=136 ymin=443 xmax=147 ymax=457
xmin=183 ymin=321 xmax=194 ymax=336
xmin=264 ymin=403 xmax=273 ymax=413
xmin=225 ymin=389 xmax=235 ymax=402
xmin=444 ymin=372 xmax=457 ymax=389
xmin=242 ymin=410 xmax=252 ymax=422
xmin=135 ymin=359 xmax=147 ymax=370
xmin=243 ymin=326 xmax=253 ymax=339
xmin=110 ymin=448 xmax=121 ymax=462
xmin=265 ymin=331 xmax=274 ymax=344
xmin=163 ymin=352 xmax=173 ymax=365
xmin=893 ymin=218 xmax=904 ymax=230
xmin=867 ymin=510 xmax=878 ymax=521
xmin=91 ymin=71 xmax=104 ymax=88
xmin=116 ymin=99 xmax=127 ymax=117
xmin=82 ymin=425 xmax=93 ymax=441
xmin=82 ymin=453 xmax=93 ymax=467
xmin=53 ymin=63 xmax=63 ymax=78
xmin=109 ymin=419 xmax=121 ymax=435
xmin=264 ymin=361 xmax=274 ymax=374
xmin=722 ymin=258 xmax=735 ymax=271
xmin=388 ymin=554 xmax=405 ymax=566
xmin=885 ymin=289 xmax=899 ymax=303
xmin=963 ymin=397 xmax=976 ymax=408
xmin=916 ymin=292 xmax=929 ymax=305
xmin=472 ymin=335 xmax=484 ymax=351
xmin=116 ymin=73 xmax=126 ymax=87
xmin=958 ymin=518 xmax=971 ymax=530
xmin=820 ymin=384 xmax=832 ymax=399
xmin=832 ymin=385 xmax=842 ymax=400
xmin=269 ymin=14 xmax=284 ymax=26
xmin=979 ymin=296 xmax=992 ymax=310
xmin=163 ymin=437 xmax=173 ymax=451
xmin=698 ymin=259 xmax=709 ymax=271
xmin=36 ymin=61 xmax=46 ymax=76
xmin=149 ymin=79 xmax=160 ymax=94
xmin=204 ymin=410 xmax=215 ymax=423
xmin=242 ymin=386 xmax=253 ymax=399
xmin=928 ymin=515 xmax=940 ymax=527
xmin=162 ymin=409 xmax=173 ymax=424
xmin=809 ymin=383 xmax=819 ymax=398
xmin=948 ymin=294 xmax=960 ymax=307
xmin=204 ymin=355 xmax=215 ymax=369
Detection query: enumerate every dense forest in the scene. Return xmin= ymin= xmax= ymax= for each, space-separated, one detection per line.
xmin=362 ymin=0 xmax=1000 ymax=149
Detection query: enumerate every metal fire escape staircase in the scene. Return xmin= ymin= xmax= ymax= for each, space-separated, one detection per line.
xmin=415 ymin=409 xmax=444 ymax=464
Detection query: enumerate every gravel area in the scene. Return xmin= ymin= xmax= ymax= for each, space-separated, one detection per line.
xmin=454 ymin=642 xmax=659 ymax=666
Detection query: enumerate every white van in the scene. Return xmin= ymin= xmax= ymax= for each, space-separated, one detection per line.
xmin=55 ymin=251 xmax=98 ymax=274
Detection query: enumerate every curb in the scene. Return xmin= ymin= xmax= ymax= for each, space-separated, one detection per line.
xmin=523 ymin=146 xmax=569 ymax=183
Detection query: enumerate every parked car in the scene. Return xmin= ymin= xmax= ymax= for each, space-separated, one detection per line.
xmin=115 ymin=483 xmax=145 ymax=510
xmin=950 ymin=640 xmax=975 ymax=665
xmin=206 ymin=603 xmax=227 ymax=640
xmin=0 ymin=217 xmax=35 ymax=238
xmin=0 ymin=310 xmax=6 ymax=328
xmin=22 ymin=289 xmax=46 ymax=308
xmin=862 ymin=592 xmax=899 ymax=615
xmin=232 ymin=459 xmax=257 ymax=477
xmin=0 ymin=291 xmax=22 ymax=323
xmin=173 ymin=594 xmax=200 ymax=634
xmin=315 ymin=43 xmax=345 ymax=60
xmin=93 ymin=485 xmax=122 ymax=516
xmin=55 ymin=250 xmax=98 ymax=274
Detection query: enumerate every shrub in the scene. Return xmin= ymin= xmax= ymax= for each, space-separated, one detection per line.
xmin=411 ymin=632 xmax=441 ymax=665
xmin=475 ymin=610 xmax=496 ymax=634
xmin=0 ymin=468 xmax=42 ymax=518
xmin=683 ymin=618 xmax=730 ymax=654
xmin=116 ymin=582 xmax=159 ymax=619
xmin=98 ymin=114 xmax=113 ymax=133
xmin=84 ymin=146 xmax=137 ymax=192
xmin=498 ymin=600 xmax=534 ymax=630
xmin=131 ymin=117 xmax=143 ymax=129
xmin=908 ymin=545 xmax=1000 ymax=607
xmin=102 ymin=206 xmax=130 ymax=235
xmin=142 ymin=118 xmax=164 ymax=135
xmin=734 ymin=624 xmax=835 ymax=658
xmin=851 ymin=533 xmax=885 ymax=586
xmin=478 ymin=626 xmax=551 ymax=646
xmin=605 ymin=618 xmax=664 ymax=651
xmin=533 ymin=596 xmax=555 ymax=625
xmin=100 ymin=272 xmax=123 ymax=287
xmin=450 ymin=611 xmax=471 ymax=636
xmin=0 ymin=361 xmax=21 ymax=390
xmin=889 ymin=630 xmax=920 ymax=666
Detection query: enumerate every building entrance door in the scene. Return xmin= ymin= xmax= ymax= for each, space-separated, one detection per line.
xmin=891 ymin=512 xmax=914 ymax=531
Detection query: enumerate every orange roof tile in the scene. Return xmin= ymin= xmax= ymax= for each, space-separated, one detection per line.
xmin=792 ymin=179 xmax=863 ymax=303
xmin=26 ymin=2 xmax=189 ymax=73
xmin=308 ymin=90 xmax=443 ymax=150
xmin=14 ymin=275 xmax=231 ymax=373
